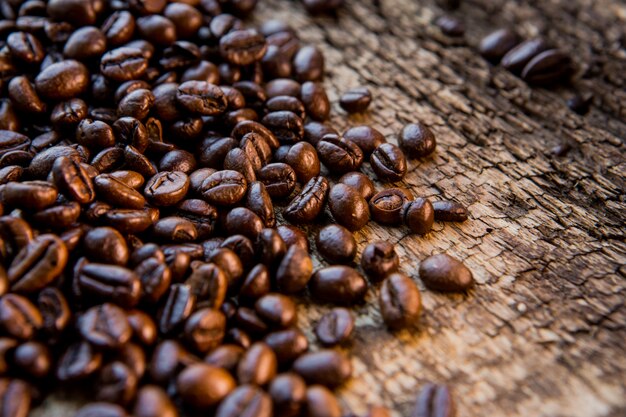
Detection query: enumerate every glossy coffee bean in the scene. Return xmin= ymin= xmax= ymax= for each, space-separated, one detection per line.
xmin=315 ymin=224 xmax=356 ymax=264
xmin=266 ymin=96 xmax=305 ymax=119
xmin=133 ymin=385 xmax=178 ymax=417
xmin=176 ymin=363 xmax=236 ymax=408
xmin=361 ymin=241 xmax=400 ymax=281
xmin=64 ymin=26 xmax=107 ymax=60
xmin=340 ymin=87 xmax=372 ymax=113
xmin=309 ymin=266 xmax=367 ymax=305
xmin=369 ymin=188 xmax=413 ymax=225
xmin=101 ymin=47 xmax=149 ymax=81
xmin=293 ymin=349 xmax=352 ymax=388
xmin=418 ymin=254 xmax=474 ymax=292
xmin=479 ymin=29 xmax=519 ymax=63
xmin=263 ymin=328 xmax=308 ymax=365
xmin=237 ymin=342 xmax=277 ymax=386
xmin=301 ymin=81 xmax=330 ymax=121
xmin=102 ymin=11 xmax=136 ymax=46
xmin=399 ymin=122 xmax=437 ymax=158
xmin=403 ymin=198 xmax=434 ymax=235
xmin=254 ymin=293 xmax=297 ymax=328
xmin=126 ymin=310 xmax=158 ymax=346
xmin=215 ymin=384 xmax=272 ymax=417
xmin=4 ymin=181 xmax=58 ymax=211
xmin=56 ymin=340 xmax=103 ymax=381
xmin=52 ymin=156 xmax=95 ymax=204
xmin=78 ymin=303 xmax=131 ymax=350
xmin=276 ymin=225 xmax=309 ymax=252
xmin=380 ymin=272 xmax=421 ymax=330
xmin=177 ymin=81 xmax=227 ymax=115
xmin=144 ymin=171 xmax=190 ymax=207
xmin=338 ymin=172 xmax=375 ymax=201
xmin=262 ymin=111 xmax=304 ymax=143
xmin=84 ymin=227 xmax=129 ymax=266
xmin=94 ymin=174 xmax=146 ymax=209
xmin=293 ymin=45 xmax=324 ymax=82
xmin=35 ymin=60 xmax=89 ymax=100
xmin=521 ymin=49 xmax=573 ymax=86
xmin=275 ymin=245 xmax=313 ymax=293
xmin=432 ymin=200 xmax=468 ymax=222
xmin=283 ymin=176 xmax=329 ymax=224
xmin=370 ymin=143 xmax=407 ymax=182
xmin=328 ymin=183 xmax=370 ymax=231
xmin=316 ymin=134 xmax=363 ymax=174
xmin=74 ymin=263 xmax=141 ymax=308
xmin=239 ymin=264 xmax=271 ymax=302
xmin=257 ymin=163 xmax=297 ymax=199
xmin=204 ymin=344 xmax=245 ymax=373
xmin=200 ymin=170 xmax=248 ymax=206
xmin=158 ymin=283 xmax=196 ymax=334
xmin=37 ymin=287 xmax=71 ymax=338
xmin=220 ymin=29 xmax=267 ymax=66
xmin=269 ymin=373 xmax=306 ymax=417
xmin=501 ymin=37 xmax=550 ymax=74
xmin=0 ymin=294 xmax=42 ymax=340
xmin=184 ymin=308 xmax=226 ymax=353
xmin=96 ymin=361 xmax=138 ymax=405
xmin=315 ymin=307 xmax=354 ymax=346
xmin=304 ymin=122 xmax=337 ymax=146
xmin=413 ymin=383 xmax=455 ymax=417
xmin=245 ymin=182 xmax=275 ymax=227
xmin=8 ymin=234 xmax=68 ymax=293
xmin=13 ymin=341 xmax=51 ymax=378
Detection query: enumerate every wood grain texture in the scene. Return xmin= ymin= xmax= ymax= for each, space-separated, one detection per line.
xmin=38 ymin=0 xmax=626 ymax=416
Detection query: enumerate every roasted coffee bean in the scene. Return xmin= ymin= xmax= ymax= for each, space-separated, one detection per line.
xmin=262 ymin=44 xmax=292 ymax=79
xmin=293 ymin=349 xmax=352 ymax=387
xmin=110 ymin=171 xmax=145 ymax=190
xmin=0 ymin=216 xmax=33 ymax=262
xmin=206 ymin=248 xmax=243 ymax=285
xmin=27 ymin=146 xmax=80 ymax=179
xmin=56 ymin=340 xmax=103 ymax=381
xmin=74 ymin=403 xmax=128 ymax=417
xmin=118 ymin=89 xmax=154 ymax=120
xmin=315 ymin=224 xmax=357 ymax=264
xmin=418 ymin=254 xmax=474 ymax=292
xmin=0 ymin=379 xmax=31 ymax=417
xmin=263 ymin=328 xmax=308 ymax=365
xmin=204 ymin=344 xmax=245 ymax=373
xmin=315 ymin=307 xmax=354 ymax=346
xmin=262 ymin=111 xmax=304 ymax=143
xmin=269 ymin=373 xmax=306 ymax=417
xmin=300 ymin=81 xmax=330 ymax=121
xmin=399 ymin=122 xmax=437 ymax=158
xmin=52 ymin=156 xmax=95 ymax=204
xmin=245 ymin=182 xmax=275 ymax=227
xmin=226 ymin=330 xmax=252 ymax=351
xmin=164 ymin=2 xmax=202 ymax=38
xmin=8 ymin=234 xmax=68 ymax=292
xmin=8 ymin=76 xmax=46 ymax=114
xmin=74 ymin=263 xmax=141 ymax=308
xmin=7 ymin=31 xmax=44 ymax=64
xmin=133 ymin=385 xmax=178 ymax=417
xmin=257 ymin=163 xmax=296 ymax=198
xmin=370 ymin=143 xmax=407 ymax=182
xmin=403 ymin=198 xmax=434 ymax=235
xmin=316 ymin=134 xmax=363 ymax=174
xmin=215 ymin=384 xmax=272 ymax=417
xmin=521 ymin=49 xmax=573 ymax=85
xmin=220 ymin=235 xmax=256 ymax=270
xmin=232 ymin=120 xmax=280 ymax=150
xmin=293 ymin=45 xmax=324 ymax=82
xmin=266 ymin=96 xmax=306 ymax=119
xmin=96 ymin=361 xmax=138 ymax=405
xmin=127 ymin=310 xmax=158 ymax=346
xmin=136 ymin=15 xmax=176 ymax=46
xmin=305 ymin=385 xmax=341 ymax=417
xmin=64 ymin=26 xmax=107 ymax=60
xmin=0 ymin=166 xmax=23 ymax=185
xmin=0 ymin=131 xmax=30 ymax=159
xmin=276 ymin=224 xmax=309 ymax=251
xmin=185 ymin=263 xmax=227 ymax=308
xmin=501 ymin=37 xmax=550 ymax=74
xmin=224 ymin=207 xmax=263 ymax=240
xmin=340 ymin=87 xmax=372 ymax=113
xmin=50 ymin=98 xmax=89 ymax=131
xmin=338 ymin=171 xmax=375 ymax=201
xmin=144 ymin=171 xmax=190 ymax=207
xmin=479 ymin=29 xmax=520 ymax=63
xmin=152 ymin=83 xmax=183 ymax=123
xmin=95 ymin=173 xmax=146 ymax=209
xmin=84 ymin=227 xmax=129 ymax=266
xmin=239 ymin=264 xmax=271 ymax=302
xmin=328 ymin=183 xmax=370 ymax=231
xmin=78 ymin=303 xmax=131 ymax=349
xmin=104 ymin=209 xmax=154 ymax=234
xmin=76 ymin=119 xmax=116 ymax=150
xmin=436 ymin=15 xmax=465 ymax=37
xmin=149 ymin=340 xmax=192 ymax=384
xmin=275 ymin=245 xmax=313 ymax=293
xmin=200 ymin=170 xmax=247 ymax=206
xmin=169 ymin=116 xmax=204 ymax=142
xmin=284 ymin=176 xmax=329 ymax=224
xmin=413 ymin=383 xmax=455 ymax=417
xmin=237 ymin=342 xmax=277 ymax=385
xmin=254 ymin=293 xmax=296 ymax=328
xmin=37 ymin=287 xmax=70 ymax=338
xmin=241 ymin=132 xmax=272 ymax=169
xmin=283 ymin=142 xmax=321 ymax=183
xmin=224 ymin=148 xmax=256 ymax=183
xmin=13 ymin=341 xmax=51 ymax=378
xmin=0 ymin=294 xmax=42 ymax=340
xmin=177 ymin=81 xmax=227 ymax=116
xmin=197 ymin=137 xmax=237 ymax=169
xmin=255 ymin=228 xmax=286 ymax=267
xmin=361 ymin=241 xmax=399 ymax=281
xmin=234 ymin=307 xmax=269 ymax=335
xmin=30 ymin=201 xmax=81 ymax=230
xmin=184 ymin=308 xmax=226 ymax=353
xmin=309 ymin=266 xmax=367 ymax=305
xmin=379 ymin=272 xmax=421 ymax=330
xmin=220 ymin=29 xmax=267 ymax=66
xmin=4 ymin=181 xmax=58 ymax=211
xmin=303 ymin=122 xmax=337 ymax=147
xmin=114 ymin=117 xmax=149 ymax=152
xmin=102 ymin=11 xmax=136 ymax=46
xmin=432 ymin=200 xmax=468 ymax=222
xmin=233 ymin=81 xmax=267 ymax=110
xmin=158 ymin=283 xmax=196 ymax=334
xmin=176 ymin=363 xmax=236 ymax=408
xmin=101 ymin=47 xmax=149 ymax=82
xmin=266 ymin=79 xmax=301 ymax=99
xmin=369 ymin=188 xmax=413 ymax=225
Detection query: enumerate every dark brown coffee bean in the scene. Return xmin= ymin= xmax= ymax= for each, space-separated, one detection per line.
xmin=309 ymin=266 xmax=367 ymax=305
xmin=96 ymin=361 xmax=138 ymax=405
xmin=158 ymin=283 xmax=196 ymax=334
xmin=254 ymin=293 xmax=296 ymax=328
xmin=74 ymin=403 xmax=128 ymax=417
xmin=418 ymin=254 xmax=474 ymax=292
xmin=4 ymin=181 xmax=58 ymax=211
xmin=501 ymin=37 xmax=550 ymax=74
xmin=223 ymin=207 xmax=263 ymax=240
xmin=127 ymin=310 xmax=157 ymax=346
xmin=84 ymin=227 xmax=129 ymax=266
xmin=340 ymin=87 xmax=372 ymax=113
xmin=284 ymin=176 xmax=329 ymax=224
xmin=403 ymin=198 xmax=434 ymax=235
xmin=275 ymin=245 xmax=313 ymax=293
xmin=293 ymin=349 xmax=351 ymax=388
xmin=379 ymin=272 xmax=421 ymax=330
xmin=133 ymin=385 xmax=178 ymax=417
xmin=215 ymin=384 xmax=272 ymax=417
xmin=266 ymin=96 xmax=306 ymax=119
xmin=0 ymin=294 xmax=42 ymax=340
xmin=361 ymin=241 xmax=399 ymax=281
xmin=200 ymin=170 xmax=248 ymax=206
xmin=184 ymin=308 xmax=226 ymax=353
xmin=8 ymin=234 xmax=68 ymax=293
xmin=176 ymin=363 xmax=236 ymax=408
xmin=316 ymin=134 xmax=363 ymax=174
xmin=78 ymin=303 xmax=131 ymax=349
xmin=254 ymin=228 xmax=286 ymax=268
xmin=101 ymin=47 xmax=149 ymax=82
xmin=338 ymin=172 xmax=375 ymax=201
xmin=237 ymin=342 xmax=277 ymax=385
xmin=263 ymin=328 xmax=308 ymax=365
xmin=300 ymin=81 xmax=330 ymax=121
xmin=136 ymin=15 xmax=176 ymax=46
xmin=37 ymin=287 xmax=70 ymax=338
xmin=315 ymin=224 xmax=356 ymax=264
xmin=257 ymin=163 xmax=296 ymax=199
xmin=370 ymin=143 xmax=407 ymax=182
xmin=567 ymin=94 xmax=593 ymax=115
xmin=219 ymin=235 xmax=255 ymax=270
xmin=0 ymin=379 xmax=31 ymax=417
xmin=413 ymin=383 xmax=455 ymax=417
xmin=232 ymin=120 xmax=280 ymax=150
xmin=74 ymin=263 xmax=141 ymax=308
xmin=328 ymin=183 xmax=370 ymax=231
xmin=521 ymin=49 xmax=573 ymax=86
xmin=7 ymin=31 xmax=44 ymax=64
xmin=479 ymin=29 xmax=520 ymax=63
xmin=76 ymin=120 xmax=116 ymax=150
xmin=117 ymin=88 xmax=154 ymax=120
xmin=64 ymin=26 xmax=107 ymax=60
xmin=276 ymin=225 xmax=308 ymax=253
xmin=303 ymin=122 xmax=336 ymax=147
xmin=102 ymin=11 xmax=136 ymax=46
xmin=0 ymin=216 xmax=33 ymax=262
xmin=224 ymin=148 xmax=257 ymax=183
xmin=315 ymin=307 xmax=354 ymax=346
xmin=143 ymin=171 xmax=190 ymax=207
xmin=95 ymin=173 xmax=146 ymax=209
xmin=50 ymin=98 xmax=89 ymax=131
xmin=293 ymin=45 xmax=324 ymax=82
xmin=269 ymin=373 xmax=306 ymax=417
xmin=265 ymin=79 xmax=301 ymax=99
xmin=204 ymin=344 xmax=244 ymax=373
xmin=234 ymin=307 xmax=269 ymax=336
xmin=220 ymin=29 xmax=267 ymax=66
xmin=176 ymin=81 xmax=227 ymax=116
xmin=104 ymin=209 xmax=154 ymax=234
xmin=56 ymin=341 xmax=103 ymax=381
xmin=305 ymin=385 xmax=341 ymax=417
xmin=369 ymin=188 xmax=413 ymax=225
xmin=30 ymin=201 xmax=81 ymax=230
xmin=52 ymin=156 xmax=95 ymax=204
xmin=262 ymin=111 xmax=304 ymax=143
xmin=8 ymin=76 xmax=46 ymax=114
xmin=239 ymin=264 xmax=271 ymax=302
xmin=436 ymin=15 xmax=465 ymax=37
xmin=261 ymin=44 xmax=293 ymax=79
xmin=12 ymin=341 xmax=51 ymax=378
xmin=185 ymin=263 xmax=227 ymax=308
xmin=399 ymin=122 xmax=437 ymax=158
xmin=432 ymin=200 xmax=468 ymax=222
xmin=148 ymin=340 xmax=189 ymax=384
xmin=245 ymin=182 xmax=275 ymax=227
xmin=164 ymin=2 xmax=202 ymax=38
xmin=206 ymin=248 xmax=243 ymax=286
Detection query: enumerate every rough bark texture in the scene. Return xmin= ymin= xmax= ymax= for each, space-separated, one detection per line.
xmin=38 ymin=0 xmax=626 ymax=416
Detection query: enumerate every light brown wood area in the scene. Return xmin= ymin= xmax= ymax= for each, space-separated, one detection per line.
xmin=39 ymin=0 xmax=626 ymax=416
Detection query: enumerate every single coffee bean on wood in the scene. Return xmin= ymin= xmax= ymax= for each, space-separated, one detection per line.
xmin=399 ymin=123 xmax=437 ymax=158
xmin=360 ymin=241 xmax=400 ymax=281
xmin=340 ymin=87 xmax=372 ymax=113
xmin=315 ymin=307 xmax=355 ymax=346
xmin=413 ymin=383 xmax=455 ymax=417
xmin=379 ymin=272 xmax=422 ymax=330
xmin=419 ymin=253 xmax=474 ymax=292
xmin=315 ymin=224 xmax=357 ymax=264
xmin=432 ymin=200 xmax=468 ymax=222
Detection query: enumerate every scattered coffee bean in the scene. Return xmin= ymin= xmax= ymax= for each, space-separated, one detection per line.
xmin=369 ymin=188 xmax=413 ymax=225
xmin=269 ymin=373 xmax=307 ymax=417
xmin=340 ymin=87 xmax=372 ymax=113
xmin=315 ymin=224 xmax=357 ymax=264
xmin=361 ymin=241 xmax=400 ymax=281
xmin=419 ymin=254 xmax=474 ymax=292
xmin=403 ymin=198 xmax=435 ymax=235
xmin=370 ymin=143 xmax=407 ymax=182
xmin=309 ymin=266 xmax=368 ymax=305
xmin=501 ymin=37 xmax=550 ymax=74
xmin=328 ymin=183 xmax=370 ymax=231
xmin=293 ymin=349 xmax=352 ymax=387
xmin=215 ymin=384 xmax=272 ymax=417
xmin=436 ymin=15 xmax=465 ymax=37
xmin=479 ymin=29 xmax=520 ymax=63
xmin=284 ymin=176 xmax=329 ymax=224
xmin=315 ymin=307 xmax=354 ymax=346
xmin=413 ymin=383 xmax=455 ymax=417
xmin=317 ymin=134 xmax=364 ymax=174
xmin=379 ymin=272 xmax=421 ymax=330
xmin=237 ymin=342 xmax=277 ymax=386
xmin=399 ymin=123 xmax=437 ymax=158
xmin=432 ymin=200 xmax=468 ymax=222
xmin=176 ymin=363 xmax=236 ymax=409
xmin=305 ymin=385 xmax=342 ymax=417
xmin=521 ymin=49 xmax=574 ymax=85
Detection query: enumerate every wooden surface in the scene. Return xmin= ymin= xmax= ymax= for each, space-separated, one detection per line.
xmin=38 ymin=0 xmax=626 ymax=416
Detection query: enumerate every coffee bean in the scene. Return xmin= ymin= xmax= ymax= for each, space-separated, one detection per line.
xmin=317 ymin=134 xmax=364 ymax=174
xmin=309 ymin=266 xmax=367 ymax=305
xmin=83 ymin=227 xmax=129 ymax=266
xmin=369 ymin=188 xmax=413 ymax=225
xmin=315 ymin=307 xmax=354 ymax=346
xmin=328 ymin=183 xmax=370 ymax=231
xmin=102 ymin=11 xmax=136 ymax=46
xmin=126 ymin=310 xmax=157 ymax=346
xmin=13 ymin=341 xmax=51 ymax=378
xmin=177 ymin=81 xmax=228 ymax=115
xmin=245 ymin=182 xmax=275 ymax=227
xmin=275 ymin=245 xmax=313 ymax=293
xmin=361 ymin=241 xmax=400 ymax=281
xmin=241 ymin=132 xmax=272 ymax=169
xmin=52 ymin=156 xmax=95 ymax=204
xmin=379 ymin=272 xmax=421 ymax=330
xmin=143 ymin=171 xmax=190 ymax=207
xmin=74 ymin=263 xmax=141 ymax=308
xmin=76 ymin=120 xmax=116 ymax=150
xmin=220 ymin=235 xmax=256 ymax=270
xmin=184 ymin=308 xmax=226 ymax=353
xmin=263 ymin=328 xmax=308 ymax=365
xmin=133 ymin=385 xmax=178 ymax=417
xmin=104 ymin=209 xmax=154 ymax=234
xmin=257 ymin=163 xmax=297 ymax=199
xmin=135 ymin=258 xmax=170 ymax=304
xmin=254 ymin=293 xmax=297 ymax=328
xmin=0 ymin=379 xmax=31 ymax=417
xmin=237 ymin=342 xmax=277 ymax=385
xmin=254 ymin=228 xmax=286 ymax=268
xmin=232 ymin=120 xmax=280 ymax=150
xmin=315 ymin=224 xmax=357 ymax=264
xmin=338 ymin=172 xmax=375 ymax=201
xmin=403 ymin=198 xmax=434 ymax=235
xmin=262 ymin=111 xmax=304 ymax=143
xmin=200 ymin=170 xmax=248 ymax=206
xmin=501 ymin=37 xmax=550 ymax=74
xmin=432 ymin=200 xmax=468 ymax=222
xmin=4 ymin=181 xmax=58 ymax=211
xmin=136 ymin=15 xmax=176 ymax=46
xmin=567 ymin=95 xmax=592 ymax=115
xmin=206 ymin=248 xmax=244 ymax=286
xmin=118 ymin=88 xmax=155 ymax=120
xmin=293 ymin=45 xmax=324 ymax=82
xmin=8 ymin=76 xmax=46 ymax=114
xmin=220 ymin=29 xmax=267 ymax=66
xmin=235 ymin=307 xmax=269 ymax=336
xmin=56 ymin=340 xmax=103 ymax=381
xmin=148 ymin=340 xmax=189 ymax=384
xmin=269 ymin=373 xmax=306 ymax=417
xmin=284 ymin=176 xmax=329 ymax=224
xmin=214 ymin=385 xmax=271 ymax=417
xmin=418 ymin=254 xmax=474 ymax=292
xmin=204 ymin=344 xmax=245 ymax=373
xmin=479 ymin=29 xmax=520 ymax=63
xmin=293 ymin=349 xmax=352 ymax=387
xmin=413 ymin=383 xmax=455 ymax=417
xmin=95 ymin=173 xmax=146 ymax=209
xmin=239 ymin=264 xmax=270 ymax=303
xmin=301 ymin=81 xmax=330 ymax=121
xmin=304 ymin=121 xmax=338 ymax=146
xmin=7 ymin=31 xmax=44 ymax=64
xmin=370 ymin=143 xmax=407 ymax=182
xmin=177 ymin=363 xmax=236 ymax=408
xmin=74 ymin=403 xmax=128 ymax=417
xmin=521 ymin=49 xmax=573 ymax=86
xmin=436 ymin=15 xmax=465 ymax=37
xmin=37 ymin=287 xmax=70 ymax=338
xmin=0 ymin=294 xmax=42 ymax=340
xmin=340 ymin=87 xmax=372 ymax=113
xmin=277 ymin=225 xmax=309 ymax=252
xmin=79 ymin=303 xmax=131 ymax=349
xmin=158 ymin=283 xmax=196 ymax=334
xmin=8 ymin=234 xmax=68 ymax=293
xmin=224 ymin=148 xmax=256 ymax=183
xmin=266 ymin=96 xmax=306 ymax=119
xmin=64 ymin=26 xmax=107 ymax=60
xmin=399 ymin=122 xmax=437 ymax=158
xmin=185 ymin=263 xmax=227 ymax=308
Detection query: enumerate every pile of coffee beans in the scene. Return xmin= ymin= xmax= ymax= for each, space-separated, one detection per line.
xmin=0 ymin=0 xmax=474 ymax=416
